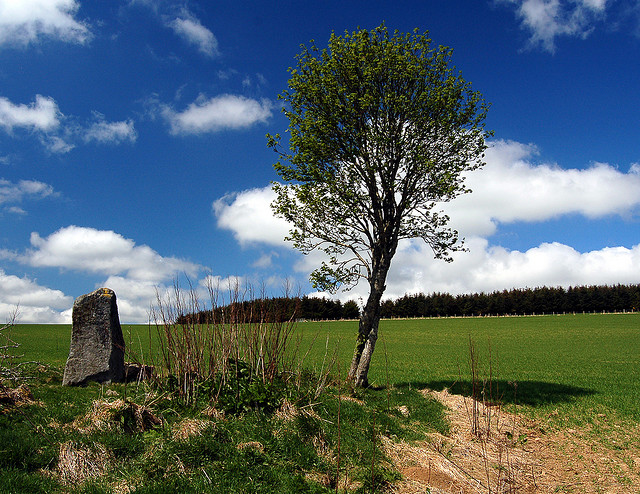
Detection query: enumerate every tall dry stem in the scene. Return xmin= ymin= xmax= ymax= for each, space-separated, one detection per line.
xmin=151 ymin=277 xmax=301 ymax=405
xmin=1 ymin=306 xmax=23 ymax=382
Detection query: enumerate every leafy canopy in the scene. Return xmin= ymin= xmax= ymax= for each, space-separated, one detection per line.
xmin=269 ymin=24 xmax=489 ymax=292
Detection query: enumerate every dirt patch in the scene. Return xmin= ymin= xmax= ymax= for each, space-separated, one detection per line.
xmin=385 ymin=389 xmax=640 ymax=493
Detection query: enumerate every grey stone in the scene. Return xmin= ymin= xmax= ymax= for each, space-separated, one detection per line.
xmin=62 ymin=288 xmax=125 ymax=386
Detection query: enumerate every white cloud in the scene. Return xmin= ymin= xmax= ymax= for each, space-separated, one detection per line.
xmin=0 ymin=269 xmax=72 ymax=323
xmin=84 ymin=116 xmax=137 ymax=144
xmin=213 ymin=187 xmax=291 ymax=246
xmin=0 ymin=95 xmax=139 ymax=151
xmin=213 ymin=144 xmax=640 ymax=250
xmin=212 ymin=138 xmax=640 ymax=300
xmin=21 ymin=226 xmax=201 ymax=283
xmin=0 ymin=0 xmax=90 ymax=47
xmin=0 ymin=227 xmax=208 ymax=323
xmin=163 ymin=94 xmax=273 ymax=134
xmin=97 ymin=275 xmax=159 ymax=324
xmin=0 ymin=95 xmax=60 ymax=132
xmin=0 ymin=94 xmax=76 ymax=153
xmin=0 ymin=178 xmax=56 ymax=205
xmin=42 ymin=134 xmax=75 ymax=154
xmin=168 ymin=10 xmax=218 ymax=57
xmin=0 ymin=178 xmax=58 ymax=213
xmin=444 ymin=140 xmax=640 ymax=237
xmin=252 ymin=252 xmax=278 ymax=269
xmin=500 ymin=0 xmax=609 ymax=52
xmin=197 ymin=274 xmax=247 ymax=301
xmin=307 ymin=236 xmax=640 ymax=304
xmin=375 ymin=237 xmax=640 ymax=301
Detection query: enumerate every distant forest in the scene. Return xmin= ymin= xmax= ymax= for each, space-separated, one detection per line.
xmin=379 ymin=284 xmax=640 ymax=319
xmin=177 ymin=284 xmax=640 ymax=323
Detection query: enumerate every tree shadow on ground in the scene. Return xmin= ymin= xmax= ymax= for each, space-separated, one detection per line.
xmin=395 ymin=380 xmax=596 ymax=407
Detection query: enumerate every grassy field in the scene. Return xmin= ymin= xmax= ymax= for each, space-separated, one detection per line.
xmin=3 ymin=313 xmax=640 ymax=492
xmin=11 ymin=312 xmax=640 ymax=421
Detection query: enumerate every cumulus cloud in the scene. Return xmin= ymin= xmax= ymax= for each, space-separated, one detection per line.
xmin=0 ymin=95 xmax=139 ymax=152
xmin=0 ymin=0 xmax=90 ymax=47
xmin=499 ymin=0 xmax=608 ymax=52
xmin=20 ymin=226 xmax=200 ymax=283
xmin=213 ymin=187 xmax=291 ymax=246
xmin=377 ymin=237 xmax=640 ymax=300
xmin=445 ymin=140 xmax=640 ymax=237
xmin=0 ymin=178 xmax=58 ymax=214
xmin=252 ymin=252 xmax=278 ymax=269
xmin=0 ymin=269 xmax=72 ymax=323
xmin=0 ymin=95 xmax=61 ymax=133
xmin=168 ymin=10 xmax=219 ymax=57
xmin=0 ymin=227 xmax=208 ymax=323
xmin=213 ymin=141 xmax=640 ymax=248
xmin=98 ymin=275 xmax=159 ymax=323
xmin=163 ymin=94 xmax=273 ymax=134
xmin=43 ymin=134 xmax=75 ymax=154
xmin=84 ymin=115 xmax=137 ymax=144
xmin=7 ymin=206 xmax=26 ymax=215
xmin=212 ymin=138 xmax=640 ymax=300
xmin=0 ymin=178 xmax=56 ymax=205
xmin=293 ymin=235 xmax=640 ymax=304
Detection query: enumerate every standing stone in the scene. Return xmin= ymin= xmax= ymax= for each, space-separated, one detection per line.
xmin=62 ymin=288 xmax=125 ymax=386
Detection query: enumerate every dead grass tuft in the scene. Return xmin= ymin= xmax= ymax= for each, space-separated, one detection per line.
xmin=171 ymin=418 xmax=212 ymax=441
xmin=304 ymin=471 xmax=333 ymax=487
xmin=0 ymin=384 xmax=38 ymax=408
xmin=201 ymin=405 xmax=225 ymax=420
xmin=275 ymin=398 xmax=299 ymax=421
xmin=57 ymin=441 xmax=113 ymax=486
xmin=340 ymin=395 xmax=365 ymax=405
xmin=237 ymin=441 xmax=265 ymax=453
xmin=73 ymin=399 xmax=162 ymax=434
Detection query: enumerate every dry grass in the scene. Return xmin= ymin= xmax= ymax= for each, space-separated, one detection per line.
xmin=171 ymin=418 xmax=212 ymax=441
xmin=0 ymin=383 xmax=37 ymax=408
xmin=57 ymin=441 xmax=114 ymax=486
xmin=275 ymin=398 xmax=299 ymax=422
xmin=72 ymin=398 xmax=162 ymax=434
xmin=385 ymin=388 xmax=640 ymax=493
xmin=201 ymin=405 xmax=225 ymax=420
xmin=237 ymin=441 xmax=265 ymax=453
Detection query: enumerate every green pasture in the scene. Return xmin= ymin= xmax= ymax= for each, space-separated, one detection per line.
xmin=9 ymin=313 xmax=640 ymax=422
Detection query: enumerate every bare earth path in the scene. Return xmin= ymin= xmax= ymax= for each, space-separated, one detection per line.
xmin=385 ymin=389 xmax=640 ymax=493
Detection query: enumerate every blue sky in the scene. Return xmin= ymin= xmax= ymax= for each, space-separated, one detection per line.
xmin=1 ymin=0 xmax=639 ymax=323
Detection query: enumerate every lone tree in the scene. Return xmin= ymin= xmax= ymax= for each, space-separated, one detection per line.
xmin=268 ymin=24 xmax=490 ymax=387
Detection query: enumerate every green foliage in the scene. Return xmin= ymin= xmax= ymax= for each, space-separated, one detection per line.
xmin=0 ymin=468 xmax=60 ymax=494
xmin=212 ymin=359 xmax=286 ymax=415
xmin=269 ymin=23 xmax=489 ymax=292
xmin=269 ymin=23 xmax=489 ymax=387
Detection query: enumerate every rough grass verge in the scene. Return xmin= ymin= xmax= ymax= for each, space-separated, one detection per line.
xmin=0 ymin=365 xmax=447 ymax=493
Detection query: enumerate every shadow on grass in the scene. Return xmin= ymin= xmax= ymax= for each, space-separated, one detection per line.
xmin=395 ymin=380 xmax=596 ymax=408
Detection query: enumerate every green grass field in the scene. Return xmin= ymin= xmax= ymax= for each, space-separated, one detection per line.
xmin=10 ymin=312 xmax=640 ymax=422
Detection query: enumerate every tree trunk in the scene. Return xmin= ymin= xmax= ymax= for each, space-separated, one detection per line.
xmin=348 ymin=254 xmax=391 ymax=387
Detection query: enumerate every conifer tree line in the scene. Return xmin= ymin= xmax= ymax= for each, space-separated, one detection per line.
xmin=379 ymin=284 xmax=640 ymax=318
xmin=176 ymin=295 xmax=361 ymax=324
xmin=177 ymin=284 xmax=640 ymax=324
